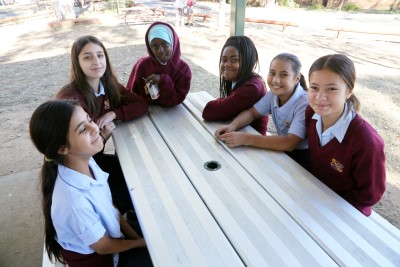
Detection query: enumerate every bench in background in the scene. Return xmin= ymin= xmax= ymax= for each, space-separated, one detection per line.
xmin=120 ymin=5 xmax=165 ymax=24
xmin=326 ymin=24 xmax=400 ymax=38
xmin=245 ymin=17 xmax=299 ymax=31
xmin=193 ymin=13 xmax=211 ymax=23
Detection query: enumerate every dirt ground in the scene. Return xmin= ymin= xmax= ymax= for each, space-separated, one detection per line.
xmin=0 ymin=2 xmax=399 ymax=266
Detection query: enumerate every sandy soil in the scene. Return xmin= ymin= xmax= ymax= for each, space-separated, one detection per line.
xmin=0 ymin=2 xmax=399 ymax=266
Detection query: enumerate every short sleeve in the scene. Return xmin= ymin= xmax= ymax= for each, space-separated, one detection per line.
xmin=287 ymin=96 xmax=308 ymax=139
xmin=253 ymin=92 xmax=273 ymax=116
xmin=71 ymin=206 xmax=107 ymax=247
xmin=55 ymin=198 xmax=107 ymax=251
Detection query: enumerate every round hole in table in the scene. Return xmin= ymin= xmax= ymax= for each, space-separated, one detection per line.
xmin=204 ymin=160 xmax=221 ymax=171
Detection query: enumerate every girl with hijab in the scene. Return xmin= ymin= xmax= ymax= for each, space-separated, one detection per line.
xmin=127 ymin=22 xmax=192 ymax=107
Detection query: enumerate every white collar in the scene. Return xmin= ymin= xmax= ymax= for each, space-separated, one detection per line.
xmin=57 ymin=158 xmax=109 ymax=190
xmin=95 ymin=81 xmax=105 ymax=97
xmin=273 ymin=83 xmax=304 ymax=110
xmin=312 ymin=102 xmax=355 ymax=143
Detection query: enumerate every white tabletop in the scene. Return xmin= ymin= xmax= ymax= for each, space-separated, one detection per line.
xmin=112 ymin=91 xmax=400 ymax=267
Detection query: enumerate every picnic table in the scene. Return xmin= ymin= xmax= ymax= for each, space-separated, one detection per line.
xmin=111 ymin=91 xmax=400 ymax=266
xmin=119 ymin=5 xmax=165 ymax=24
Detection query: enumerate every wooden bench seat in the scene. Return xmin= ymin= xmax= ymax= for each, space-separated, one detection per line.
xmin=245 ymin=17 xmax=299 ymax=31
xmin=120 ymin=6 xmax=165 ymax=24
xmin=326 ymin=24 xmax=400 ymax=38
xmin=193 ymin=13 xmax=211 ymax=23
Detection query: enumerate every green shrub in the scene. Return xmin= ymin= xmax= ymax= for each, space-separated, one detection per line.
xmin=278 ymin=0 xmax=299 ymax=8
xmin=342 ymin=3 xmax=358 ymax=11
xmin=309 ymin=3 xmax=324 ymax=10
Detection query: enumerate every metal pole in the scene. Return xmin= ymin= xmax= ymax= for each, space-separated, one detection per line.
xmin=230 ymin=0 xmax=246 ymax=36
xmin=218 ymin=0 xmax=225 ymax=29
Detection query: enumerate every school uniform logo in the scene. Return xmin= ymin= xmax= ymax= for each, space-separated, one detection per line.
xmin=330 ymin=158 xmax=344 ymax=173
xmin=104 ymin=99 xmax=110 ymax=110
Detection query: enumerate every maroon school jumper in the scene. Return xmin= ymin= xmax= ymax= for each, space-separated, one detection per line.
xmin=202 ymin=76 xmax=268 ymax=135
xmin=127 ymin=21 xmax=192 ymax=107
xmin=305 ymin=105 xmax=386 ymax=216
xmin=61 ymin=249 xmax=113 ymax=267
xmin=56 ymin=83 xmax=148 ymax=122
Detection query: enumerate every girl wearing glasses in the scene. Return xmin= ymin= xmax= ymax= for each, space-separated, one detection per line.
xmin=127 ymin=22 xmax=192 ymax=107
xmin=202 ymin=36 xmax=268 ymax=135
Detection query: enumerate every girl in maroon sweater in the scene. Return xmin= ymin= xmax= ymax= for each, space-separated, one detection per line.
xmin=127 ymin=21 xmax=192 ymax=107
xmin=56 ymin=35 xmax=148 ymax=215
xmin=306 ymin=54 xmax=386 ymax=216
xmin=202 ymin=36 xmax=268 ymax=135
xmin=57 ymin=35 xmax=148 ymax=138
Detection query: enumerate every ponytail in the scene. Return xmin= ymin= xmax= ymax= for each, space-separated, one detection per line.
xmin=29 ymin=99 xmax=78 ymax=264
xmin=348 ymin=94 xmax=361 ymax=113
xmin=41 ymin=161 xmax=66 ymax=264
xmin=299 ymin=73 xmax=308 ymax=91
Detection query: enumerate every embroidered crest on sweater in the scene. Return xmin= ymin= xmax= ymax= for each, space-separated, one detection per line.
xmin=104 ymin=99 xmax=110 ymax=110
xmin=330 ymin=158 xmax=344 ymax=173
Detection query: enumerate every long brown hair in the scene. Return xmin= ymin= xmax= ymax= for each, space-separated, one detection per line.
xmin=29 ymin=100 xmax=79 ymax=264
xmin=309 ymin=54 xmax=360 ymax=112
xmin=60 ymin=35 xmax=124 ymax=117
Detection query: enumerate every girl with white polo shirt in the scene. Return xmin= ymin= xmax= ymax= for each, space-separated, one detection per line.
xmin=30 ymin=100 xmax=152 ymax=267
xmin=214 ymin=53 xmax=309 ymax=168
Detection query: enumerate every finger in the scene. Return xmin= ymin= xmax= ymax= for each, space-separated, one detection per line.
xmin=220 ymin=133 xmax=229 ymax=139
xmin=97 ymin=122 xmax=104 ymax=131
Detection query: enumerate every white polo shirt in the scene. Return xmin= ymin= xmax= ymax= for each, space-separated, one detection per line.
xmin=253 ymin=83 xmax=308 ymax=149
xmin=52 ymin=158 xmax=121 ymax=256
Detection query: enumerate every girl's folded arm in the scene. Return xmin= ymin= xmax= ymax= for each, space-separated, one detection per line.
xmin=91 ymin=234 xmax=146 ymax=255
xmin=247 ymin=133 xmax=303 ymax=152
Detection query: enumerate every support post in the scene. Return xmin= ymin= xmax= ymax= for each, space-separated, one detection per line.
xmin=218 ymin=0 xmax=225 ymax=29
xmin=230 ymin=0 xmax=245 ymax=36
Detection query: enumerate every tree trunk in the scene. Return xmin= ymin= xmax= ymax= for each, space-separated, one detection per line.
xmin=338 ymin=0 xmax=345 ymax=10
xmin=265 ymin=0 xmax=275 ymax=7
xmin=259 ymin=0 xmax=266 ymax=7
xmin=395 ymin=0 xmax=400 ymax=10
xmin=54 ymin=0 xmax=76 ymax=20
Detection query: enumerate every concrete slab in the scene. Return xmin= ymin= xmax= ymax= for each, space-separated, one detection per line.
xmin=0 ymin=169 xmax=43 ymax=267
